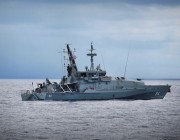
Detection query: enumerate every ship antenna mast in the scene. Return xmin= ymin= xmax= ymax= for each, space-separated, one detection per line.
xmin=124 ymin=47 xmax=131 ymax=78
xmin=87 ymin=42 xmax=97 ymax=71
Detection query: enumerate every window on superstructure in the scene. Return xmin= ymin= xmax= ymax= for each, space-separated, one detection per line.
xmin=80 ymin=72 xmax=86 ymax=77
xmin=99 ymin=72 xmax=106 ymax=76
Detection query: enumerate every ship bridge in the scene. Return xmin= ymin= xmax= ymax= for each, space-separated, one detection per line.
xmin=78 ymin=70 xmax=106 ymax=78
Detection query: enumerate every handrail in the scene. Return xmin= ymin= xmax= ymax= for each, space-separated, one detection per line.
xmin=66 ymin=85 xmax=72 ymax=92
xmin=59 ymin=84 xmax=65 ymax=92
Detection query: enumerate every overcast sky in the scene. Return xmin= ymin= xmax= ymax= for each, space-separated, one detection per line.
xmin=0 ymin=0 xmax=180 ymax=79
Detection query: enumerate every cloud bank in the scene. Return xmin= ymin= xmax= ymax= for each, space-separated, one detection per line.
xmin=0 ymin=0 xmax=180 ymax=79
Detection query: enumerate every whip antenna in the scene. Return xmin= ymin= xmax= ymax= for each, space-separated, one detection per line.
xmin=124 ymin=47 xmax=131 ymax=78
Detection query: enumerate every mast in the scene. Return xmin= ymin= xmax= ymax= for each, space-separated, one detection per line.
xmin=124 ymin=47 xmax=131 ymax=78
xmin=87 ymin=42 xmax=97 ymax=71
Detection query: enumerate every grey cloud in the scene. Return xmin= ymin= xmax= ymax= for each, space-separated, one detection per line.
xmin=3 ymin=0 xmax=180 ymax=6
xmin=0 ymin=0 xmax=180 ymax=78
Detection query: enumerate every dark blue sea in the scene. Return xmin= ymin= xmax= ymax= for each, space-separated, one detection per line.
xmin=0 ymin=79 xmax=179 ymax=140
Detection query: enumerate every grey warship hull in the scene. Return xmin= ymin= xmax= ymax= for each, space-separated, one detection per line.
xmin=21 ymin=85 xmax=170 ymax=101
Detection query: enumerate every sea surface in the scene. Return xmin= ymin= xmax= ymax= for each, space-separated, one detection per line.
xmin=0 ymin=79 xmax=179 ymax=140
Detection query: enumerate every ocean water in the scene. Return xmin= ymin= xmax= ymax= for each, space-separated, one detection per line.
xmin=0 ymin=79 xmax=179 ymax=140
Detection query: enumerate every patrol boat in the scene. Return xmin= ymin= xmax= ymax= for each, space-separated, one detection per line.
xmin=21 ymin=43 xmax=171 ymax=101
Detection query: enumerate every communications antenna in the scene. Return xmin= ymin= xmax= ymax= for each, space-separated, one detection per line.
xmin=124 ymin=47 xmax=131 ymax=78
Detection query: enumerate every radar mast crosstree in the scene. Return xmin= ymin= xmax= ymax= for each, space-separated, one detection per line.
xmin=87 ymin=42 xmax=97 ymax=71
